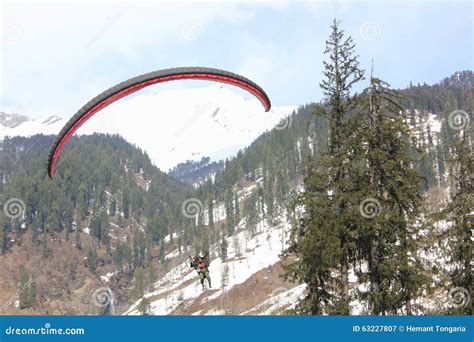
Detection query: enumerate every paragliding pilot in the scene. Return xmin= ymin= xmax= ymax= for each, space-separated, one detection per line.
xmin=190 ymin=253 xmax=211 ymax=290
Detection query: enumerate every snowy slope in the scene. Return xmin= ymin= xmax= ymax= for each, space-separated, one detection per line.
xmin=0 ymin=86 xmax=295 ymax=171
xmin=121 ymin=173 xmax=303 ymax=316
xmin=242 ymin=284 xmax=307 ymax=315
xmin=120 ymin=111 xmax=452 ymax=316
xmin=0 ymin=113 xmax=64 ymax=136
xmin=125 ymin=214 xmax=293 ymax=315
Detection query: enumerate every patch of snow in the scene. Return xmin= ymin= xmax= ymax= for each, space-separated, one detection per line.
xmin=163 ymin=232 xmax=179 ymax=244
xmin=242 ymin=284 xmax=306 ymax=315
xmin=100 ymin=272 xmax=116 ymax=282
xmin=165 ymin=248 xmax=180 ymax=261
xmin=125 ymin=210 xmax=292 ymax=316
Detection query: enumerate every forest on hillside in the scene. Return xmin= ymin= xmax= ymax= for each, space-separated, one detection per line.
xmin=0 ymin=20 xmax=472 ymax=316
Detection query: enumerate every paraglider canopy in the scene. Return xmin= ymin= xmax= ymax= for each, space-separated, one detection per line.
xmin=47 ymin=67 xmax=271 ymax=178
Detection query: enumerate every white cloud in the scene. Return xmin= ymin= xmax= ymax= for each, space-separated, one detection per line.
xmin=0 ymin=1 xmax=254 ymax=117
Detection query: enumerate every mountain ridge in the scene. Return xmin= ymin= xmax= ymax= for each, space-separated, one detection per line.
xmin=0 ymin=85 xmax=296 ymax=172
xmin=0 ymin=71 xmax=471 ymax=316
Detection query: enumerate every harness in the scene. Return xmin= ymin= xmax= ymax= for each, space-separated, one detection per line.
xmin=191 ymin=256 xmax=208 ymax=273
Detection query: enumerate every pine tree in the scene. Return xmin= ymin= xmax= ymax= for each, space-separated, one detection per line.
xmin=109 ymin=197 xmax=117 ymax=217
xmin=276 ymin=169 xmax=289 ymax=210
xmin=284 ymin=19 xmax=365 ymax=314
xmin=114 ymin=241 xmax=125 ymax=270
xmin=85 ymin=246 xmax=98 ymax=270
xmin=99 ymin=210 xmax=110 ymax=247
xmin=137 ymin=297 xmax=151 ymax=315
xmin=284 ymin=156 xmax=339 ymax=314
xmin=443 ymin=131 xmax=473 ymax=315
xmin=225 ymin=189 xmax=235 ymax=234
xmin=321 ymin=19 xmax=364 ymax=313
xmin=63 ymin=201 xmax=73 ymax=241
xmin=233 ymin=236 xmax=241 ymax=258
xmin=200 ymin=227 xmax=210 ymax=256
xmin=18 ymin=266 xmax=31 ymax=309
xmin=75 ymin=226 xmax=82 ymax=250
xmin=219 ymin=233 xmax=228 ymax=262
xmin=234 ymin=193 xmax=240 ymax=225
xmin=41 ymin=229 xmax=51 ymax=258
xmin=122 ymin=189 xmax=130 ymax=219
xmin=207 ymin=192 xmax=214 ymax=227
xmin=353 ymin=74 xmax=427 ymax=314
xmin=135 ymin=268 xmax=145 ymax=299
xmin=147 ymin=265 xmax=157 ymax=292
xmin=263 ymin=165 xmax=275 ymax=222
xmin=244 ymin=192 xmax=259 ymax=236
xmin=0 ymin=212 xmax=7 ymax=254
xmin=133 ymin=228 xmax=146 ymax=267
xmin=77 ymin=187 xmax=88 ymax=220
xmin=320 ymin=19 xmax=364 ymax=155
xmin=28 ymin=276 xmax=37 ymax=308
xmin=158 ymin=240 xmax=165 ymax=265
xmin=90 ymin=209 xmax=101 ymax=240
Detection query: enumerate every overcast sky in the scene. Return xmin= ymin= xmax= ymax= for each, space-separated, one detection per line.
xmin=1 ymin=0 xmax=472 ymax=118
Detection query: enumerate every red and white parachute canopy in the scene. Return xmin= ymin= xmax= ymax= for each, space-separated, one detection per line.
xmin=47 ymin=67 xmax=271 ymax=178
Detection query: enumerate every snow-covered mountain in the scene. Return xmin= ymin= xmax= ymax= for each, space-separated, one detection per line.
xmin=0 ymin=112 xmax=32 ymax=128
xmin=120 ymin=168 xmax=451 ymax=316
xmin=0 ymin=86 xmax=296 ymax=171
xmin=0 ymin=112 xmax=64 ymax=136
xmin=118 ymin=109 xmax=449 ymax=316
